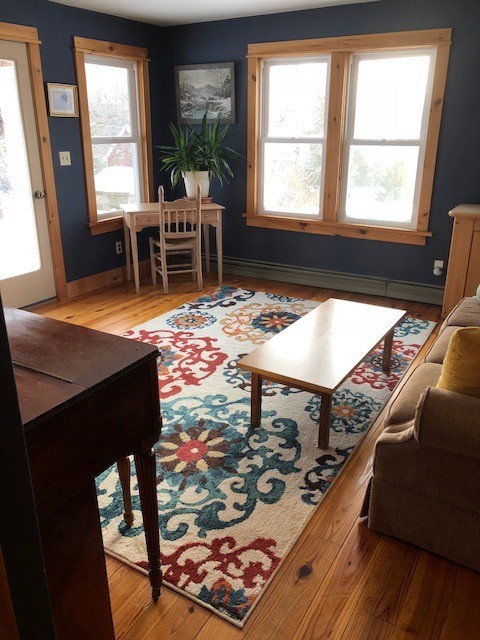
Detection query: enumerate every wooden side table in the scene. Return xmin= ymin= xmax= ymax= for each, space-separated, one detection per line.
xmin=442 ymin=204 xmax=480 ymax=316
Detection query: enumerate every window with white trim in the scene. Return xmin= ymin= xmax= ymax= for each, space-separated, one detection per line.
xmin=84 ymin=55 xmax=144 ymax=218
xmin=246 ymin=29 xmax=451 ymax=245
xmin=74 ymin=37 xmax=151 ymax=235
xmin=340 ymin=50 xmax=436 ymax=229
xmin=259 ymin=57 xmax=330 ymax=216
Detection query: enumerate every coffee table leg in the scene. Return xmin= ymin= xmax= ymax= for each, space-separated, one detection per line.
xmin=251 ymin=373 xmax=262 ymax=427
xmin=318 ymin=393 xmax=332 ymax=449
xmin=382 ymin=328 xmax=395 ymax=373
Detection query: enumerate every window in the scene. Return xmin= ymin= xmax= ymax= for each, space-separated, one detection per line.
xmin=74 ymin=38 xmax=152 ymax=235
xmin=246 ymin=30 xmax=451 ymax=245
xmin=260 ymin=57 xmax=330 ymax=216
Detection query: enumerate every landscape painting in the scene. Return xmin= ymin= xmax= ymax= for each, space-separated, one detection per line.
xmin=175 ymin=62 xmax=235 ymax=124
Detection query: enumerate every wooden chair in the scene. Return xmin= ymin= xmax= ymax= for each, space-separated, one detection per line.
xmin=149 ymin=186 xmax=203 ymax=294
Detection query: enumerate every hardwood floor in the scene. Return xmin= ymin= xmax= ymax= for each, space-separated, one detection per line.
xmin=35 ymin=274 xmax=480 ymax=640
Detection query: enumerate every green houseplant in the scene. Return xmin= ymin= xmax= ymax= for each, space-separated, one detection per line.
xmin=159 ymin=112 xmax=240 ymax=198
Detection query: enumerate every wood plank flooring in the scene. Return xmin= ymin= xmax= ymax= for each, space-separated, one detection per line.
xmin=35 ymin=274 xmax=480 ymax=640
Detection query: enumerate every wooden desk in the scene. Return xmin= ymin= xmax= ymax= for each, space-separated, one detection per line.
xmin=121 ymin=202 xmax=225 ymax=293
xmin=5 ymin=308 xmax=162 ymax=639
xmin=238 ymin=299 xmax=406 ymax=449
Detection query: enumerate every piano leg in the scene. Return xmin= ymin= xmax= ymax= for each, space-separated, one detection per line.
xmin=117 ymin=457 xmax=134 ymax=527
xmin=134 ymin=449 xmax=162 ymax=601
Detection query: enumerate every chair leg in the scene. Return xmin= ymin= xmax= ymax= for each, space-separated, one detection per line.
xmin=160 ymin=248 xmax=168 ymax=295
xmin=196 ymin=245 xmax=203 ymax=291
xmin=191 ymin=249 xmax=196 ymax=281
xmin=149 ymin=237 xmax=157 ymax=285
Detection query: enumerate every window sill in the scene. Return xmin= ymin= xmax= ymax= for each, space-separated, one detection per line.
xmin=88 ymin=216 xmax=123 ymax=236
xmin=244 ymin=214 xmax=431 ymax=245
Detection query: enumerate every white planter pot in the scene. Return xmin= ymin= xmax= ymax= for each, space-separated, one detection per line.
xmin=182 ymin=170 xmax=210 ymax=199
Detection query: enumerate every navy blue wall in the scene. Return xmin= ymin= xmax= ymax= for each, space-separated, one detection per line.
xmin=1 ymin=0 xmax=479 ymax=286
xmin=0 ymin=0 xmax=167 ymax=281
xmin=164 ymin=0 xmax=480 ymax=286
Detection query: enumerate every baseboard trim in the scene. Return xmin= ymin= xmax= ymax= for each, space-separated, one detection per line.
xmin=66 ymin=255 xmax=445 ymax=306
xmin=212 ymin=255 xmax=445 ymax=306
xmin=66 ymin=266 xmax=125 ymax=298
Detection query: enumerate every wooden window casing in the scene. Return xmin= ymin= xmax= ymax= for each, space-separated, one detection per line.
xmin=74 ymin=37 xmax=153 ymax=235
xmin=245 ymin=29 xmax=452 ymax=245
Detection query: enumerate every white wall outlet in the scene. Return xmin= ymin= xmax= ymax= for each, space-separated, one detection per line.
xmin=115 ymin=241 xmax=123 ymax=255
xmin=59 ymin=151 xmax=71 ymax=166
xmin=433 ymin=259 xmax=444 ymax=277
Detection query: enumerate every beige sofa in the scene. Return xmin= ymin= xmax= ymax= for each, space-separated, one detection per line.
xmin=362 ymin=296 xmax=480 ymax=571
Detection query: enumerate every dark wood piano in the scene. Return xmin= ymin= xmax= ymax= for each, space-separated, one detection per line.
xmin=4 ymin=307 xmax=162 ymax=639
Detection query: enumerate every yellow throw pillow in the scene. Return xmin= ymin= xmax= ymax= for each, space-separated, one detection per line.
xmin=437 ymin=327 xmax=480 ymax=398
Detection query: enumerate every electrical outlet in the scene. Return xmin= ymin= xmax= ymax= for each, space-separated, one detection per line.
xmin=115 ymin=241 xmax=123 ymax=255
xmin=59 ymin=151 xmax=71 ymax=166
xmin=433 ymin=259 xmax=444 ymax=277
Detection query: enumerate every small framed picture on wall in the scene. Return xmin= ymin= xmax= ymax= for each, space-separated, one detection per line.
xmin=47 ymin=83 xmax=79 ymax=117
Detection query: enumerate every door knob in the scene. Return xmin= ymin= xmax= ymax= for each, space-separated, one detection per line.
xmin=34 ymin=190 xmax=46 ymax=199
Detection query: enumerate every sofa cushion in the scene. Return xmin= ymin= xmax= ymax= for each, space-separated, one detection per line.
xmin=441 ymin=296 xmax=480 ymax=332
xmin=437 ymin=327 xmax=480 ymax=398
xmin=385 ymin=362 xmax=442 ymax=427
xmin=424 ymin=326 xmax=458 ymax=364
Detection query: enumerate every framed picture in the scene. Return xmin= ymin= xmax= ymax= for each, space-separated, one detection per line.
xmin=47 ymin=83 xmax=79 ymax=117
xmin=175 ymin=62 xmax=235 ymax=124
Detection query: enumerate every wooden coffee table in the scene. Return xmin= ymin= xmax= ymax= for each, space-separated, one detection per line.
xmin=238 ymin=299 xmax=406 ymax=449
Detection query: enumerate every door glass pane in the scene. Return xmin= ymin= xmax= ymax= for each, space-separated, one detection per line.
xmin=85 ymin=61 xmax=132 ymax=137
xmin=267 ymin=61 xmax=328 ymax=138
xmin=353 ymin=54 xmax=431 ymax=140
xmin=0 ymin=59 xmax=40 ymax=280
xmin=92 ymin=142 xmax=139 ymax=215
xmin=344 ymin=145 xmax=419 ymax=224
xmin=263 ymin=143 xmax=322 ymax=215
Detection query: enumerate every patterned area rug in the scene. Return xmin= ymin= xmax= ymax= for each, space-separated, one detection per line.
xmin=96 ymin=286 xmax=435 ymax=627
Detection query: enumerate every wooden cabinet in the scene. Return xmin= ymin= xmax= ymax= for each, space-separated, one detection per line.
xmin=442 ymin=204 xmax=480 ymax=316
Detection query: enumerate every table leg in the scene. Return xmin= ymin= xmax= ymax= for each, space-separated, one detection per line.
xmin=251 ymin=373 xmax=262 ymax=428
xmin=318 ymin=393 xmax=332 ymax=449
xmin=124 ymin=221 xmax=132 ymax=281
xmin=134 ymin=449 xmax=162 ymax=602
xmin=382 ymin=328 xmax=395 ymax=373
xmin=130 ymin=226 xmax=141 ymax=294
xmin=216 ymin=218 xmax=223 ymax=285
xmin=203 ymin=224 xmax=210 ymax=274
xmin=117 ymin=457 xmax=134 ymax=527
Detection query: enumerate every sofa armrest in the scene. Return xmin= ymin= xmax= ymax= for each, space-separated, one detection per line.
xmin=414 ymin=386 xmax=480 ymax=458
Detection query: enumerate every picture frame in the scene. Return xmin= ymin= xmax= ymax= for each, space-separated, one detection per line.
xmin=47 ymin=83 xmax=79 ymax=117
xmin=175 ymin=62 xmax=235 ymax=125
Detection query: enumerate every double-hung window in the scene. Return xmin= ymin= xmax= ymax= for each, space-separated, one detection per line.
xmin=341 ymin=50 xmax=436 ymax=229
xmin=74 ymin=37 xmax=152 ymax=235
xmin=260 ymin=57 xmax=330 ymax=216
xmin=247 ymin=30 xmax=451 ymax=245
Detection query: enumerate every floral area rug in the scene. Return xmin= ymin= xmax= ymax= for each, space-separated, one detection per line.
xmin=96 ymin=286 xmax=435 ymax=627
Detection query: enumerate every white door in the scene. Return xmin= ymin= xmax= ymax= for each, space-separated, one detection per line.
xmin=0 ymin=40 xmax=56 ymax=308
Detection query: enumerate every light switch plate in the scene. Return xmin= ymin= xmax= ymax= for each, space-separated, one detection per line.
xmin=59 ymin=151 xmax=71 ymax=166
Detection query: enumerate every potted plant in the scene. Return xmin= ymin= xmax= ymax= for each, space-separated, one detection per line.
xmin=159 ymin=112 xmax=240 ymax=198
